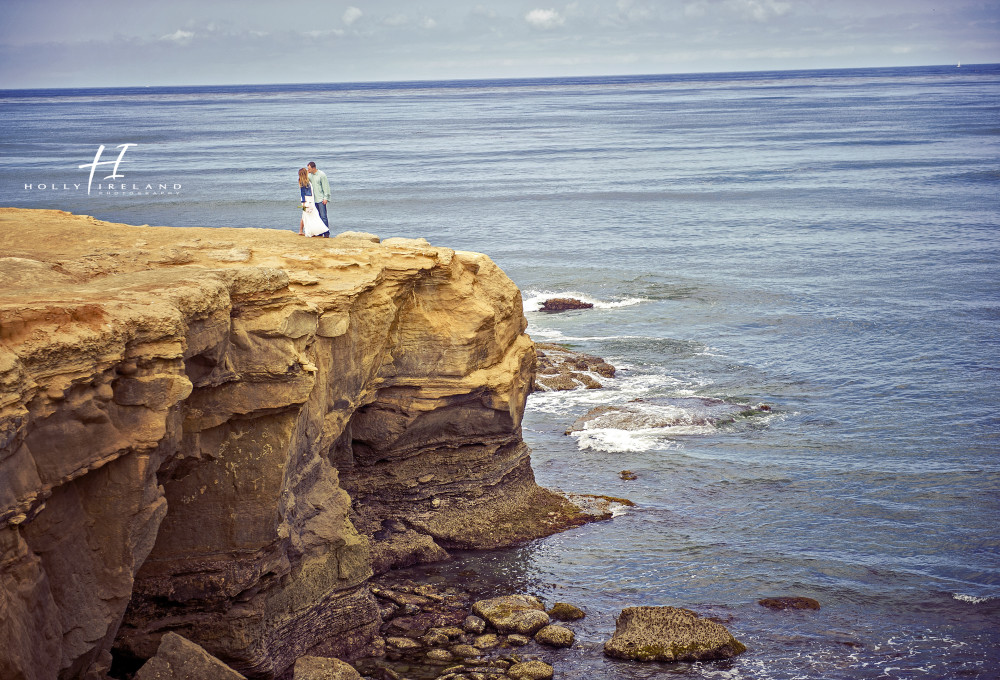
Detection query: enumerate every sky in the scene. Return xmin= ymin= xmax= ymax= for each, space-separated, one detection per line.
xmin=0 ymin=0 xmax=997 ymax=88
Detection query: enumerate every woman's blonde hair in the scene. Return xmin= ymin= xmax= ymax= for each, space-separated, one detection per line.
xmin=298 ymin=167 xmax=310 ymax=187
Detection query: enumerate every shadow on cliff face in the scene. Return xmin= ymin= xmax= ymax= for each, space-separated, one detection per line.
xmin=338 ymin=396 xmax=608 ymax=577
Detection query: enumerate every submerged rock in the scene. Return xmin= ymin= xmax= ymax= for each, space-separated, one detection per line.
xmin=758 ymin=597 xmax=821 ymax=611
xmin=568 ymin=397 xmax=772 ymax=436
xmin=603 ymin=606 xmax=746 ymax=662
xmin=538 ymin=297 xmax=594 ymax=312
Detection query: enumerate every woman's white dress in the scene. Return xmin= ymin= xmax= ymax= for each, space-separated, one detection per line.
xmin=301 ymin=194 xmax=329 ymax=237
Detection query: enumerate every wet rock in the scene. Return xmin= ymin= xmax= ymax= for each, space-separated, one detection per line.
xmin=567 ymin=397 xmax=772 ymax=435
xmin=387 ymin=613 xmax=440 ymax=636
xmin=421 ymin=630 xmax=450 ymax=646
xmin=473 ymin=633 xmax=501 ymax=649
xmin=547 ymin=602 xmax=585 ymax=621
xmin=451 ymin=643 xmax=482 ymax=658
xmin=533 ymin=343 xmax=616 ymax=392
xmin=463 ymin=615 xmax=487 ymax=634
xmin=376 ymin=588 xmax=434 ymax=608
xmin=472 ymin=595 xmax=550 ymax=635
xmin=562 ymin=493 xmax=635 ymax=519
xmin=292 ymin=656 xmax=363 ymax=680
xmin=433 ymin=626 xmax=467 ymax=639
xmin=619 ymin=469 xmax=638 ymax=481
xmin=538 ymin=298 xmax=594 ymax=313
xmin=506 ymin=660 xmax=555 ymax=680
xmin=134 ymin=632 xmax=245 ymax=680
xmin=534 ymin=625 xmax=575 ymax=648
xmin=426 ymin=648 xmax=454 ymax=663
xmin=386 ymin=636 xmax=423 ymax=651
xmin=603 ymin=606 xmax=746 ymax=662
xmin=506 ymin=635 xmax=531 ymax=647
xmin=758 ymin=597 xmax=821 ymax=611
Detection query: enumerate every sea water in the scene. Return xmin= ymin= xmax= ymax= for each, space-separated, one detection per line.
xmin=2 ymin=65 xmax=999 ymax=679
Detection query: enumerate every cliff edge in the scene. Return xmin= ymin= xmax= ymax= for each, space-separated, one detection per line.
xmin=0 ymin=209 xmax=588 ymax=680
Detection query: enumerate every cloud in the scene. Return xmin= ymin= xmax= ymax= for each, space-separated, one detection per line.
xmin=525 ymin=8 xmax=565 ymax=29
xmin=728 ymin=0 xmax=792 ymax=22
xmin=383 ymin=13 xmax=409 ymax=27
xmin=161 ymin=29 xmax=194 ymax=44
xmin=616 ymin=0 xmax=653 ymax=21
xmin=343 ymin=7 xmax=363 ymax=26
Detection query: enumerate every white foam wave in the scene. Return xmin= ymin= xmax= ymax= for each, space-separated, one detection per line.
xmin=522 ymin=290 xmax=646 ymax=312
xmin=527 ymin=369 xmax=714 ymax=418
xmin=952 ymin=593 xmax=994 ymax=604
xmin=571 ymin=427 xmax=698 ymax=453
xmin=530 ymin=328 xmax=567 ymax=340
xmin=527 ymin=371 xmax=702 ymax=415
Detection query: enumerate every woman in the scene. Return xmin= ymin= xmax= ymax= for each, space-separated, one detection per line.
xmin=298 ymin=167 xmax=330 ymax=237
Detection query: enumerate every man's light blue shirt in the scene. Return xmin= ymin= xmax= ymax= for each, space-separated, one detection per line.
xmin=309 ymin=169 xmax=331 ymax=202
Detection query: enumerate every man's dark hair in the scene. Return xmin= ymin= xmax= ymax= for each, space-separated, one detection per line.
xmin=308 ymin=162 xmax=317 ymax=169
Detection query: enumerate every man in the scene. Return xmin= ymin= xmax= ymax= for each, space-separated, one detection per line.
xmin=307 ymin=161 xmax=331 ymax=237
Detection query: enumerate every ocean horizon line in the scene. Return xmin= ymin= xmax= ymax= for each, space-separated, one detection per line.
xmin=2 ymin=62 xmax=995 ymax=96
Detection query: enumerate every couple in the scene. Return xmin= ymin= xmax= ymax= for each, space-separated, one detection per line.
xmin=298 ymin=161 xmax=331 ymax=237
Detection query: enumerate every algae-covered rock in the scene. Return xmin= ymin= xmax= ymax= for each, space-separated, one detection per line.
xmin=293 ymin=656 xmax=363 ymax=680
xmin=603 ymin=606 xmax=746 ymax=662
xmin=463 ymin=615 xmax=487 ymax=634
xmin=535 ymin=624 xmax=575 ymax=648
xmin=547 ymin=602 xmax=585 ymax=621
xmin=507 ymin=660 xmax=555 ymax=679
xmin=472 ymin=595 xmax=550 ymax=635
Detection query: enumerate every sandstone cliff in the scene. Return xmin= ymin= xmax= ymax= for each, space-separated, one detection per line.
xmin=0 ymin=209 xmax=587 ymax=680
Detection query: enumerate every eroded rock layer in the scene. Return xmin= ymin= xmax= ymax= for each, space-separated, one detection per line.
xmin=0 ymin=209 xmax=582 ymax=680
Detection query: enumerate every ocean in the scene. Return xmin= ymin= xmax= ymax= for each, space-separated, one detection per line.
xmin=2 ymin=64 xmax=999 ymax=679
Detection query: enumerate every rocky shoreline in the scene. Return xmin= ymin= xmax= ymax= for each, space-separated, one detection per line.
xmin=0 ymin=209 xmax=615 ymax=680
xmin=0 ymin=210 xmax=749 ymax=680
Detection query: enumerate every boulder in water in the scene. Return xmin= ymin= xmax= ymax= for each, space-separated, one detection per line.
xmin=758 ymin=597 xmax=820 ymax=611
xmin=547 ymin=602 xmax=586 ymax=621
xmin=535 ymin=624 xmax=576 ymax=647
xmin=507 ymin=660 xmax=555 ymax=679
xmin=603 ymin=606 xmax=746 ymax=662
xmin=539 ymin=297 xmax=594 ymax=312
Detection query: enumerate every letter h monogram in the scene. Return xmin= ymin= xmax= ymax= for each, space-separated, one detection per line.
xmin=79 ymin=144 xmax=137 ymax=194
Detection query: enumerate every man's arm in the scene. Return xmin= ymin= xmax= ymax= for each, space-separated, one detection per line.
xmin=320 ymin=173 xmax=332 ymax=203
